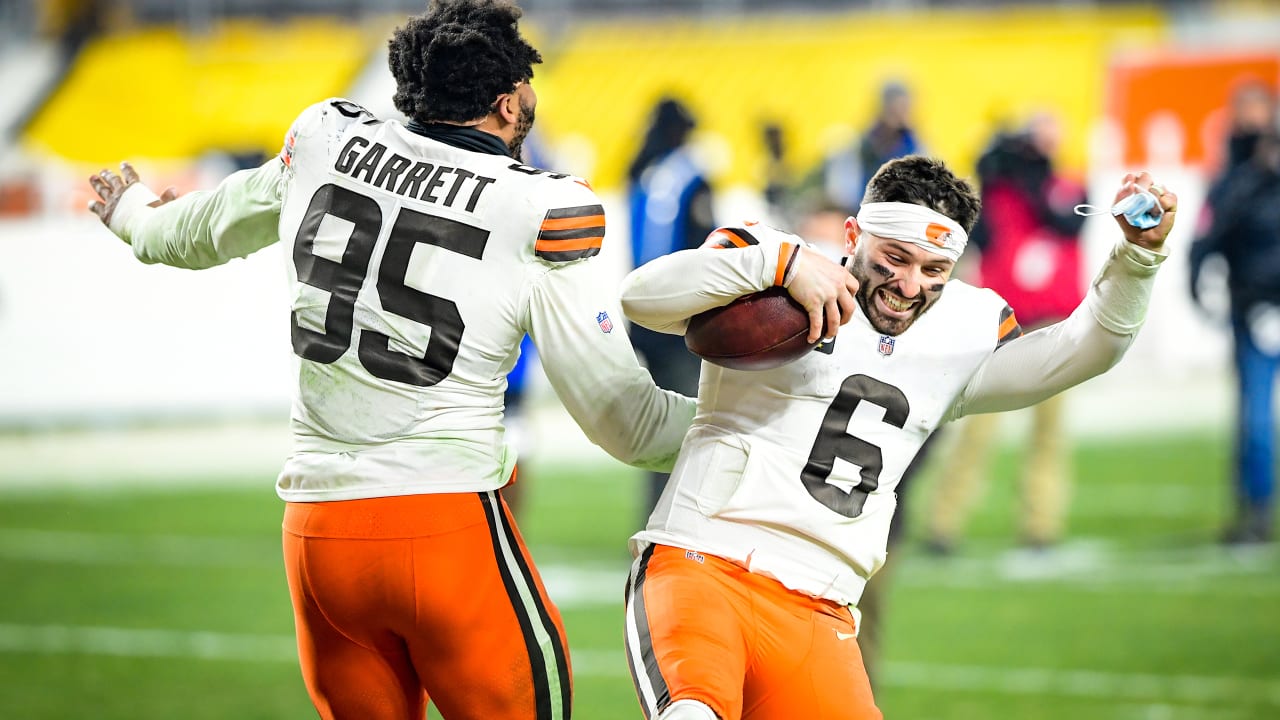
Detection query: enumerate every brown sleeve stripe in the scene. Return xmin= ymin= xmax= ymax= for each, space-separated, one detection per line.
xmin=996 ymin=304 xmax=1024 ymax=349
xmin=535 ymin=236 xmax=602 ymax=253
xmin=535 ymin=233 xmax=603 ymax=261
xmin=538 ymin=226 xmax=605 ymax=242
xmin=702 ymin=227 xmax=760 ymax=250
xmin=540 ymin=213 xmax=606 ymax=232
xmin=722 ymin=228 xmax=759 ymax=246
xmin=544 ymin=204 xmax=605 ymax=221
xmin=536 ymin=245 xmax=602 ymax=262
xmin=537 ymin=205 xmax=605 ymax=262
xmin=703 ymin=231 xmax=738 ymax=249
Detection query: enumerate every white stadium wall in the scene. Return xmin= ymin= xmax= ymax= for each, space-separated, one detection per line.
xmin=0 ymin=175 xmax=1234 ymax=430
xmin=6 ymin=5 xmax=1276 ymax=431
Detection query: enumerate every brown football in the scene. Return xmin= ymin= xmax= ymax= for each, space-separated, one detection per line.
xmin=684 ymin=287 xmax=818 ymax=371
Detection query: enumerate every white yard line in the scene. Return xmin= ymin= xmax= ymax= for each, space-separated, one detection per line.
xmin=1 ymin=624 xmax=1276 ymax=708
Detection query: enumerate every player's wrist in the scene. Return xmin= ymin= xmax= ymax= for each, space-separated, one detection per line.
xmin=777 ymin=242 xmax=802 ymax=288
xmin=1116 ymin=234 xmax=1169 ymax=268
xmin=108 ymin=183 xmax=162 ymax=239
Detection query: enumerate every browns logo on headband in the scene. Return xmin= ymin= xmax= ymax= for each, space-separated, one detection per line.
xmin=856 ymin=202 xmax=969 ymax=261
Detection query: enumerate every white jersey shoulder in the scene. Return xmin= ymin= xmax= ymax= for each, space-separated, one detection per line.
xmin=634 ymin=275 xmax=1014 ymax=607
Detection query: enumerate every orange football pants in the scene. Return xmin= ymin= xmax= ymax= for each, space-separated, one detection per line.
xmin=281 ymin=489 xmax=571 ymax=720
xmin=624 ymin=544 xmax=881 ymax=720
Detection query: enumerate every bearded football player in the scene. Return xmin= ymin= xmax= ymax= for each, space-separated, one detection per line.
xmin=85 ymin=1 xmax=714 ymax=718
xmin=618 ymin=155 xmax=1175 ymax=720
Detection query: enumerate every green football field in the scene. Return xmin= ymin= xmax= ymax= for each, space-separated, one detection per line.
xmin=0 ymin=429 xmax=1277 ymax=719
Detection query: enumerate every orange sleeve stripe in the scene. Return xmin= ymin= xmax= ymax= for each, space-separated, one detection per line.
xmin=540 ymin=214 xmax=606 ymax=232
xmin=998 ymin=312 xmax=1019 ymax=339
xmin=704 ymin=231 xmax=738 ymax=249
xmin=721 ymin=229 xmax=753 ymax=248
xmin=535 ymin=236 xmax=603 ymax=252
xmin=775 ymin=243 xmax=792 ymax=286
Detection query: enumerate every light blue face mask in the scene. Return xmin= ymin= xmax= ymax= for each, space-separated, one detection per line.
xmin=1074 ymin=189 xmax=1165 ymax=230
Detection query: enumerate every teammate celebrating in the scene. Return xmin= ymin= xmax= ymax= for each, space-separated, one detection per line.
xmin=618 ymin=156 xmax=1175 ymax=720
xmin=84 ymin=2 xmax=716 ymax=719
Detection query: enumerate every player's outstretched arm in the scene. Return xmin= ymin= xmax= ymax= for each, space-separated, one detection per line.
xmin=529 ymin=260 xmax=696 ymax=472
xmin=88 ymin=159 xmax=286 ymax=270
xmin=950 ymin=173 xmax=1175 ymax=418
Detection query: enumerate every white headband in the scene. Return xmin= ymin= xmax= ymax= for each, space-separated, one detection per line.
xmin=855 ymin=202 xmax=968 ymax=262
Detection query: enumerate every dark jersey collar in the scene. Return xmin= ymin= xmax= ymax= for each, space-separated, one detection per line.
xmin=406 ymin=120 xmax=512 ymax=158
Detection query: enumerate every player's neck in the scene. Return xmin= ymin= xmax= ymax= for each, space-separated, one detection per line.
xmin=406 ymin=120 xmax=512 ymax=158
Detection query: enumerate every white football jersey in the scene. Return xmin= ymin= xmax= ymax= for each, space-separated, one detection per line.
xmin=113 ymin=98 xmax=695 ymax=502
xmin=622 ymin=221 xmax=1164 ymax=606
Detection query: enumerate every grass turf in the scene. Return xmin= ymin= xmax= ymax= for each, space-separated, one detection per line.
xmin=0 ymin=430 xmax=1276 ymax=719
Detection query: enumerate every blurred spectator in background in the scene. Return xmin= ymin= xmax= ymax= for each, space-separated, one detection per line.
xmin=761 ymin=120 xmax=791 ymax=223
xmin=628 ymin=96 xmax=717 ymax=516
xmin=1190 ymin=81 xmax=1280 ymax=545
xmin=803 ymin=81 xmax=923 ymax=211
xmin=926 ymin=112 xmax=1087 ymax=554
xmin=39 ymin=0 xmax=107 ymax=57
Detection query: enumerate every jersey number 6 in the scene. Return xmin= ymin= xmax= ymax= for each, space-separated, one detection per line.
xmin=801 ymin=374 xmax=910 ymax=518
xmin=290 ymin=184 xmax=489 ymax=386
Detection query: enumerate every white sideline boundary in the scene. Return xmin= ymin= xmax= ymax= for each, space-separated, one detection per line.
xmin=1 ymin=623 xmax=1276 ymax=708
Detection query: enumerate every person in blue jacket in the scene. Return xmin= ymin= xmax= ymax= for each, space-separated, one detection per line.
xmin=627 ymin=97 xmax=717 ymax=514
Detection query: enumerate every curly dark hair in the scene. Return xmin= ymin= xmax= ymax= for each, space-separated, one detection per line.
xmin=863 ymin=155 xmax=982 ymax=234
xmin=388 ymin=0 xmax=542 ymax=124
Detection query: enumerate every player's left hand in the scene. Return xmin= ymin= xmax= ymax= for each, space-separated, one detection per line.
xmin=88 ymin=162 xmax=178 ymax=227
xmin=1112 ymin=171 xmax=1175 ymax=252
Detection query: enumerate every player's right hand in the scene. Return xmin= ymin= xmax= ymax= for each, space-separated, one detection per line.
xmin=1111 ymin=171 xmax=1176 ymax=252
xmin=786 ymin=247 xmax=860 ymax=343
xmin=88 ymin=162 xmax=178 ymax=227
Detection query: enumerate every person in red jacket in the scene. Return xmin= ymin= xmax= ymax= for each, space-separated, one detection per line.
xmin=926 ymin=112 xmax=1088 ymax=553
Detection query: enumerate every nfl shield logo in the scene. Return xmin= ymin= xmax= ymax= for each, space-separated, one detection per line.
xmin=596 ymin=311 xmax=614 ymax=333
xmin=878 ymin=335 xmax=895 ymax=356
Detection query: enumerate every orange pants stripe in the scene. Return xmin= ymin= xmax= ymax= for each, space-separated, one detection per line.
xmin=282 ymin=490 xmax=571 ymax=720
xmin=625 ymin=544 xmax=881 ymax=720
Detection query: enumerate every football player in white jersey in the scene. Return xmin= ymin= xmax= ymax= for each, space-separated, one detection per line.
xmin=617 ymin=155 xmax=1176 ymax=720
xmin=84 ymin=2 xmax=865 ymax=719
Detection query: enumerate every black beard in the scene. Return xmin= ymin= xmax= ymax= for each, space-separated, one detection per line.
xmin=849 ymin=252 xmax=939 ymax=336
xmin=509 ymin=100 xmax=535 ymax=160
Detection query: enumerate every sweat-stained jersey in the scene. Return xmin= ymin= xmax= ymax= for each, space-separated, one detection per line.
xmin=109 ymin=98 xmax=694 ymax=502
xmin=620 ymin=222 xmax=1165 ymax=606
